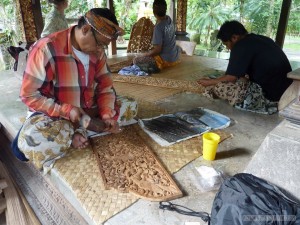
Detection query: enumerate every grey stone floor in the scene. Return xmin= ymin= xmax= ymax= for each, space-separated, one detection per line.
xmin=104 ymin=92 xmax=283 ymax=225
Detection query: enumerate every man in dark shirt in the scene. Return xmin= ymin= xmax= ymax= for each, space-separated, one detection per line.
xmin=197 ymin=20 xmax=292 ymax=114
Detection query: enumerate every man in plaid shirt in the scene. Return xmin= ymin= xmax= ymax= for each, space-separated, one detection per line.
xmin=13 ymin=8 xmax=135 ymax=171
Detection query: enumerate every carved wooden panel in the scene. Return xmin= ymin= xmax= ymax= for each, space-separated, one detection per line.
xmin=18 ymin=0 xmax=38 ymax=42
xmin=108 ymin=58 xmax=134 ymax=73
xmin=112 ymin=74 xmax=203 ymax=93
xmin=91 ymin=125 xmax=183 ymax=201
xmin=127 ymin=17 xmax=154 ymax=53
xmin=176 ymin=0 xmax=188 ymax=32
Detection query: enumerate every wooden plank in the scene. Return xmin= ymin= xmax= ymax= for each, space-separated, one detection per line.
xmin=0 ymin=162 xmax=29 ymax=225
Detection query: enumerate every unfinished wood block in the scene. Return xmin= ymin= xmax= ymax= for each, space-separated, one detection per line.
xmin=91 ymin=125 xmax=183 ymax=201
xmin=0 ymin=162 xmax=28 ymax=225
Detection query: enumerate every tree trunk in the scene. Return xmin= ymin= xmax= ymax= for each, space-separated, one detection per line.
xmin=266 ymin=0 xmax=275 ymax=37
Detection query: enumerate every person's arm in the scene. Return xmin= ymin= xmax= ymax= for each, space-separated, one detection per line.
xmin=142 ymin=44 xmax=162 ymax=57
xmin=20 ymin=44 xmax=74 ymax=120
xmin=197 ymin=74 xmax=237 ymax=87
xmin=94 ymin=51 xmax=117 ymax=119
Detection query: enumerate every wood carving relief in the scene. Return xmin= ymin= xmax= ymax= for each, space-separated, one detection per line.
xmin=15 ymin=0 xmax=26 ymax=42
xmin=176 ymin=0 xmax=188 ymax=32
xmin=112 ymin=74 xmax=204 ymax=93
xmin=18 ymin=0 xmax=38 ymax=42
xmin=91 ymin=125 xmax=183 ymax=201
xmin=127 ymin=17 xmax=154 ymax=53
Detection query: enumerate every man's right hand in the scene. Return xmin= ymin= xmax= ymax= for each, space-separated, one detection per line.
xmin=71 ymin=133 xmax=89 ymax=149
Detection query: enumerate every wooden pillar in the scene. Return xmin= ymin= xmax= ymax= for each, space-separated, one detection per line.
xmin=275 ymin=0 xmax=292 ymax=48
xmin=169 ymin=0 xmax=176 ymax=24
xmin=175 ymin=0 xmax=189 ymax=41
xmin=15 ymin=0 xmax=43 ymax=44
xmin=107 ymin=0 xmax=117 ymax=55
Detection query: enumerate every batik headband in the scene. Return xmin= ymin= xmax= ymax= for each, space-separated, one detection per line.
xmin=84 ymin=10 xmax=121 ymax=40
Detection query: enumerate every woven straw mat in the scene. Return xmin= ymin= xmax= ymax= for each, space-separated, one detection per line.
xmin=114 ymin=82 xmax=183 ymax=103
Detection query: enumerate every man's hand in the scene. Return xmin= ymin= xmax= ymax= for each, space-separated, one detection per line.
xmin=103 ymin=118 xmax=121 ymax=134
xmin=71 ymin=133 xmax=89 ymax=149
xmin=197 ymin=74 xmax=237 ymax=87
xmin=197 ymin=78 xmax=218 ymax=87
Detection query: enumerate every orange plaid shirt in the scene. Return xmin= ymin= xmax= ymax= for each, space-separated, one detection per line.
xmin=20 ymin=26 xmax=116 ymax=120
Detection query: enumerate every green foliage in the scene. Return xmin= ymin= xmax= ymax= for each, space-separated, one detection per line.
xmin=122 ymin=33 xmax=130 ymax=40
xmin=241 ymin=0 xmax=282 ymax=36
xmin=187 ymin=2 xmax=231 ymax=46
xmin=0 ymin=0 xmax=17 ymax=45
xmin=114 ymin=0 xmax=139 ymax=33
xmin=288 ymin=0 xmax=300 ymax=35
xmin=187 ymin=0 xmax=300 ymax=51
xmin=190 ymin=33 xmax=201 ymax=44
xmin=40 ymin=0 xmax=89 ymax=18
xmin=0 ymin=29 xmax=15 ymax=44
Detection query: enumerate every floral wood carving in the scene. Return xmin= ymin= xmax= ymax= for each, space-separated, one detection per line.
xmin=112 ymin=74 xmax=203 ymax=93
xmin=127 ymin=17 xmax=154 ymax=53
xmin=91 ymin=125 xmax=183 ymax=201
xmin=18 ymin=0 xmax=38 ymax=42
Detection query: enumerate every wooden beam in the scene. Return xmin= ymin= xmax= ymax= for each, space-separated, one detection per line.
xmin=275 ymin=0 xmax=292 ymax=48
xmin=32 ymin=0 xmax=44 ymax=39
xmin=107 ymin=0 xmax=117 ymax=55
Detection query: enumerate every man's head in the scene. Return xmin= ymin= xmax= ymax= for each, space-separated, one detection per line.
xmin=75 ymin=8 xmax=123 ymax=54
xmin=217 ymin=20 xmax=248 ymax=50
xmin=48 ymin=0 xmax=68 ymax=6
xmin=153 ymin=0 xmax=167 ymax=17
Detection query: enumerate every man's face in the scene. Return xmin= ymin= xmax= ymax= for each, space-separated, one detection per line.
xmin=222 ymin=35 xmax=241 ymax=51
xmin=222 ymin=40 xmax=234 ymax=50
xmin=79 ymin=26 xmax=111 ymax=55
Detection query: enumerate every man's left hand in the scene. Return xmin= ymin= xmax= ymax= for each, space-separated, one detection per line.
xmin=103 ymin=118 xmax=122 ymax=134
xmin=197 ymin=78 xmax=217 ymax=87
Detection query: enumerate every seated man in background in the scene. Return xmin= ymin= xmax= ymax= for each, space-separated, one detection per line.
xmin=133 ymin=0 xmax=181 ymax=73
xmin=13 ymin=8 xmax=137 ymax=171
xmin=197 ymin=20 xmax=292 ymax=114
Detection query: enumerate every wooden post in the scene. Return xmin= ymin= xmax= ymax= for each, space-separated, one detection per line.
xmin=107 ymin=0 xmax=117 ymax=55
xmin=175 ymin=0 xmax=189 ymax=41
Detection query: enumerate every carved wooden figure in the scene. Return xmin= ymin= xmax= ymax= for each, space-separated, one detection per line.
xmin=91 ymin=125 xmax=183 ymax=201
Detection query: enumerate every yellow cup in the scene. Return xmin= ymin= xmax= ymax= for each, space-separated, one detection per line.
xmin=202 ymin=132 xmax=221 ymax=161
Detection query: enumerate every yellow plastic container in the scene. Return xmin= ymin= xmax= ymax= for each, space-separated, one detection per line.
xmin=202 ymin=132 xmax=221 ymax=161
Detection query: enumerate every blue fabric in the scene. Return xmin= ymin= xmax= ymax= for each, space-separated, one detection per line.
xmin=11 ymin=126 xmax=29 ymax=161
xmin=118 ymin=65 xmax=149 ymax=76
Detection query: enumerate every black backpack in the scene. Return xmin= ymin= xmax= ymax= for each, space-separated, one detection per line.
xmin=211 ymin=173 xmax=300 ymax=225
xmin=160 ymin=173 xmax=300 ymax=225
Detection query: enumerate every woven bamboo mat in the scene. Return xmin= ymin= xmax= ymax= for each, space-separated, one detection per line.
xmin=136 ymin=125 xmax=232 ymax=173
xmin=113 ymin=75 xmax=204 ymax=93
xmin=109 ymin=54 xmax=227 ymax=94
xmin=114 ymin=82 xmax=183 ymax=102
xmin=109 ymin=57 xmax=133 ymax=73
xmin=53 ymin=124 xmax=232 ymax=224
xmin=109 ymin=54 xmax=227 ymax=80
xmin=53 ymin=147 xmax=139 ymax=224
